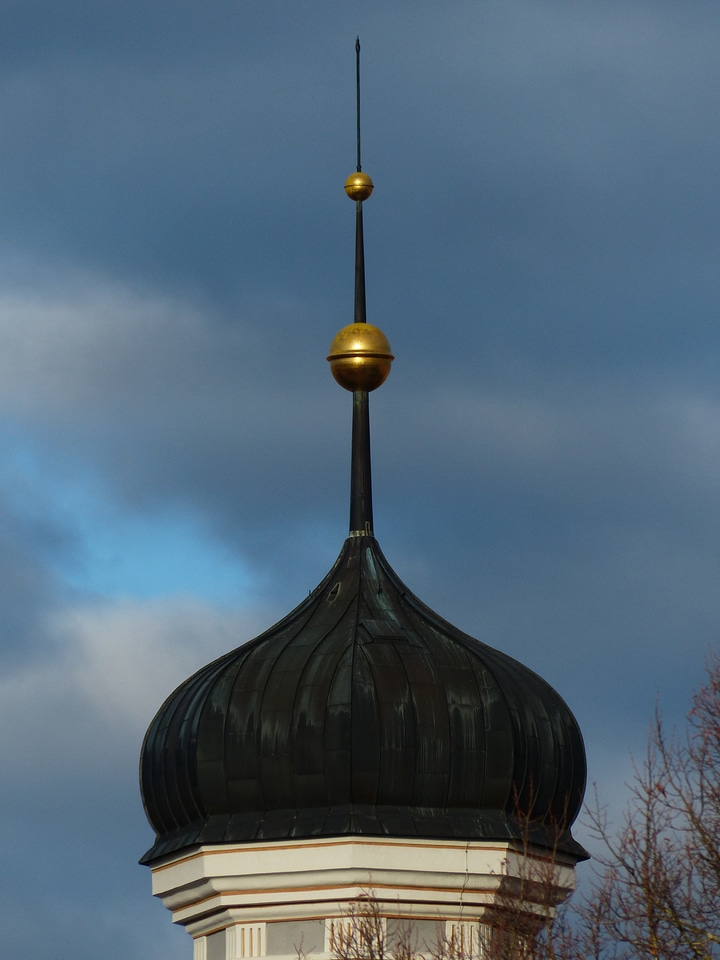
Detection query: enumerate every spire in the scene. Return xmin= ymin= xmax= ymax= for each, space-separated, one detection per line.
xmin=353 ymin=36 xmax=368 ymax=328
xmin=327 ymin=39 xmax=394 ymax=537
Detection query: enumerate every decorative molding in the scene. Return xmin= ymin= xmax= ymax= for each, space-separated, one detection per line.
xmin=150 ymin=836 xmax=576 ymax=940
xmin=445 ymin=921 xmax=489 ymax=959
xmin=228 ymin=923 xmax=266 ymax=959
xmin=325 ymin=916 xmax=387 ymax=955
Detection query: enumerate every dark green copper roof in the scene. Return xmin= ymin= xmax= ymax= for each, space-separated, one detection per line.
xmin=139 ymin=533 xmax=587 ymax=864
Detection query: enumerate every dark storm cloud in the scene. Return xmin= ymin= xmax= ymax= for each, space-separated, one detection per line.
xmin=0 ymin=2 xmax=357 ymax=295
xmin=2 ymin=0 xmax=718 ymax=328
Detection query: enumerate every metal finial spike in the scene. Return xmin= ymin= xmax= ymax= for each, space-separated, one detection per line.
xmin=355 ymin=37 xmax=362 ymax=172
xmin=345 ymin=40 xmax=373 ymax=204
xmin=326 ymin=40 xmax=392 ymax=537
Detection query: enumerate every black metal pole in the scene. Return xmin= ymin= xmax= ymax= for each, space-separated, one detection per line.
xmin=350 ymin=390 xmax=373 ymax=535
xmin=354 ymin=200 xmax=367 ymax=325
xmin=356 ymin=37 xmax=362 ymax=172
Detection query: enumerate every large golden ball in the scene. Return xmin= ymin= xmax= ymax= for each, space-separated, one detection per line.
xmin=344 ymin=171 xmax=374 ymax=201
xmin=327 ymin=322 xmax=394 ymax=392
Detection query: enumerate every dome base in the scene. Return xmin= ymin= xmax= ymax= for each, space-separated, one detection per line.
xmin=148 ymin=835 xmax=582 ymax=956
xmin=141 ymin=803 xmax=587 ymax=866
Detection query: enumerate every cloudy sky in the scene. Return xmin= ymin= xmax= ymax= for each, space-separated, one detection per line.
xmin=2 ymin=2 xmax=720 ymax=957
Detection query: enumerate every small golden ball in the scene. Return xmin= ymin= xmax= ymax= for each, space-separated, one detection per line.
xmin=327 ymin=322 xmax=394 ymax=392
xmin=344 ymin=171 xmax=374 ymax=202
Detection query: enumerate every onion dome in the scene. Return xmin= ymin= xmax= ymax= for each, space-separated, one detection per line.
xmin=140 ymin=532 xmax=586 ymax=864
xmin=140 ymin=93 xmax=587 ymax=864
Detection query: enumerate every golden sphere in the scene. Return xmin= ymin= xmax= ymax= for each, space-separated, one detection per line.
xmin=344 ymin=171 xmax=374 ymax=201
xmin=327 ymin=322 xmax=394 ymax=392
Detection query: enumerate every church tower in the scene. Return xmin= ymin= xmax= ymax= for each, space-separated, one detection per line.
xmin=139 ymin=43 xmax=587 ymax=960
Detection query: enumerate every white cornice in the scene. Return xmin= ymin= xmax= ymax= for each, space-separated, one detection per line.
xmin=149 ymin=836 xmax=576 ymax=933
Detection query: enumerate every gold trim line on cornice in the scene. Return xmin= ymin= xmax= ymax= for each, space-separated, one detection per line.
xmin=171 ymin=880 xmax=505 ymax=919
xmin=152 ymin=837 xmax=515 ymax=874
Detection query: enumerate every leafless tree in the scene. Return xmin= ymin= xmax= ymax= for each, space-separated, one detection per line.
xmin=573 ymin=652 xmax=720 ymax=960
xmin=308 ymin=654 xmax=720 ymax=960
